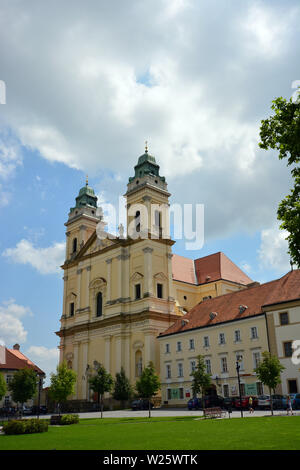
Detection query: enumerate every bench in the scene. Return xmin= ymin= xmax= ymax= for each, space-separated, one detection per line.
xmin=203 ymin=407 xmax=226 ymax=419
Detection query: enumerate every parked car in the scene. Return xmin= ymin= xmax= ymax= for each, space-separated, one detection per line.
xmin=223 ymin=397 xmax=235 ymax=410
xmin=22 ymin=405 xmax=33 ymax=416
xmin=282 ymin=394 xmax=300 ymax=410
xmin=258 ymin=395 xmax=271 ymax=409
xmin=235 ymin=396 xmax=258 ymax=410
xmin=203 ymin=395 xmax=224 ymax=408
xmin=31 ymin=405 xmax=48 ymax=415
xmin=187 ymin=397 xmax=202 ymax=410
xmin=131 ymin=399 xmax=154 ymax=410
xmin=271 ymin=395 xmax=284 ymax=410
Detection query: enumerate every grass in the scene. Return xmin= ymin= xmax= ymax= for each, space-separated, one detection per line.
xmin=0 ymin=415 xmax=300 ymax=450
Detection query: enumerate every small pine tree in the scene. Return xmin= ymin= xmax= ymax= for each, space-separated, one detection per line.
xmin=255 ymin=351 xmax=285 ymax=416
xmin=113 ymin=367 xmax=133 ymax=408
xmin=135 ymin=362 xmax=160 ymax=418
xmin=89 ymin=364 xmax=113 ymax=418
xmin=48 ymin=361 xmax=77 ymax=415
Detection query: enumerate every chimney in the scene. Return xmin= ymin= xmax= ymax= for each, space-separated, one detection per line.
xmin=13 ymin=343 xmax=20 ymax=351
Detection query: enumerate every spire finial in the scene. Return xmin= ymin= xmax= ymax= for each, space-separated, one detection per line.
xmin=145 ymin=140 xmax=148 ymax=154
xmin=86 ymin=174 xmax=88 ymax=186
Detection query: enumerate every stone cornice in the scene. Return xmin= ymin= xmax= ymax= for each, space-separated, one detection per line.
xmin=56 ymin=310 xmax=180 ymax=338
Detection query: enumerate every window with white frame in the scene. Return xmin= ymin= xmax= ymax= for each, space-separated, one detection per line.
xmin=189 ymin=338 xmax=195 ymax=350
xmin=166 ymin=364 xmax=171 ymax=379
xmin=178 ymin=363 xmax=184 ymax=377
xmin=234 ymin=330 xmax=241 ymax=342
xmin=190 ymin=360 xmax=196 ymax=374
xmin=251 ymin=326 xmax=258 ymax=339
xmin=253 ymin=352 xmax=260 ymax=369
xmin=205 ymin=358 xmax=212 ymax=374
xmin=219 ymin=333 xmax=226 ymax=345
xmin=177 ymin=341 xmax=182 ymax=352
xmin=165 ymin=343 xmax=170 ymax=354
xmin=204 ymin=336 xmax=210 ymax=348
xmin=221 ymin=356 xmax=228 ymax=373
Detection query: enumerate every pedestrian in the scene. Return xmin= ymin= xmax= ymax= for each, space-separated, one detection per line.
xmin=287 ymin=396 xmax=293 ymax=416
xmin=248 ymin=396 xmax=254 ymax=414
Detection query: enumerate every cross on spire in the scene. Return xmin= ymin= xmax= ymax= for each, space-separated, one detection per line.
xmin=145 ymin=140 xmax=148 ymax=154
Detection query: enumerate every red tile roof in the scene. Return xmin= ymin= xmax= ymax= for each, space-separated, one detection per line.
xmin=0 ymin=347 xmax=44 ymax=375
xmin=159 ymin=270 xmax=300 ymax=337
xmin=172 ymin=251 xmax=252 ymax=286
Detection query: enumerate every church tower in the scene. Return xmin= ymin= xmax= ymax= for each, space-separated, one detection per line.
xmin=125 ymin=143 xmax=170 ymax=240
xmin=65 ymin=177 xmax=100 ymax=262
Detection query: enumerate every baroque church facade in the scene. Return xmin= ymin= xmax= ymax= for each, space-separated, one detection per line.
xmin=56 ymin=148 xmax=253 ymax=401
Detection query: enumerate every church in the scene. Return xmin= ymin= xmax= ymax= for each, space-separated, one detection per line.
xmin=56 ymin=147 xmax=253 ymax=402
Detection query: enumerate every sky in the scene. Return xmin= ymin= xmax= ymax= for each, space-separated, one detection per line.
xmin=0 ymin=0 xmax=299 ymax=384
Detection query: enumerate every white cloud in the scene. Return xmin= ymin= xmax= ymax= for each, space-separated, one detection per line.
xmin=25 ymin=346 xmax=59 ymax=384
xmin=258 ymin=224 xmax=290 ymax=273
xmin=2 ymin=239 xmax=65 ymax=275
xmin=0 ymin=299 xmax=32 ymax=346
xmin=0 ymin=0 xmax=299 ymax=240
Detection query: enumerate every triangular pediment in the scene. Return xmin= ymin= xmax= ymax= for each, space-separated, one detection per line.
xmin=74 ymin=231 xmax=121 ymax=260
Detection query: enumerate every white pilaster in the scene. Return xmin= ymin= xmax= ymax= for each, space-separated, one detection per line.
xmin=106 ymin=258 xmax=112 ymax=302
xmin=143 ymin=247 xmax=153 ymax=297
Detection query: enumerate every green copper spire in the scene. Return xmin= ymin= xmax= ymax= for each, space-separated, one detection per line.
xmin=69 ymin=176 xmax=98 ymax=215
xmin=129 ymin=143 xmax=165 ymax=183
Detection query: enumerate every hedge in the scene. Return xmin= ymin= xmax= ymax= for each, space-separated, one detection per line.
xmin=60 ymin=414 xmax=79 ymax=425
xmin=3 ymin=418 xmax=48 ymax=435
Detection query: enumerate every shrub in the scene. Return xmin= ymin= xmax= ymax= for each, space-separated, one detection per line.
xmin=3 ymin=418 xmax=48 ymax=435
xmin=60 ymin=414 xmax=79 ymax=425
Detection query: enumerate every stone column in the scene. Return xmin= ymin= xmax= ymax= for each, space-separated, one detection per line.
xmin=167 ymin=252 xmax=174 ymax=301
xmin=116 ymin=255 xmax=123 ymax=300
xmin=143 ymin=247 xmax=153 ymax=297
xmin=124 ymin=335 xmax=131 ymax=379
xmin=81 ymin=340 xmax=89 ymax=399
xmin=86 ymin=266 xmax=91 ymax=312
xmin=106 ymin=258 xmax=112 ymax=303
xmin=77 ymin=267 xmax=82 ymax=311
xmin=73 ymin=341 xmax=80 ymax=399
xmin=63 ymin=275 xmax=68 ymax=316
xmin=115 ymin=335 xmax=122 ymax=374
xmin=104 ymin=335 xmax=111 ymax=373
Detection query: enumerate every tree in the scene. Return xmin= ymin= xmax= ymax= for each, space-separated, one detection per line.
xmin=8 ymin=368 xmax=38 ymax=416
xmin=113 ymin=367 xmax=133 ymax=408
xmin=191 ymin=355 xmax=211 ymax=411
xmin=254 ymin=351 xmax=285 ymax=416
xmin=259 ymin=90 xmax=300 ymax=266
xmin=0 ymin=373 xmax=7 ymax=402
xmin=135 ymin=361 xmax=160 ymax=418
xmin=48 ymin=361 xmax=77 ymax=415
xmin=89 ymin=364 xmax=113 ymax=418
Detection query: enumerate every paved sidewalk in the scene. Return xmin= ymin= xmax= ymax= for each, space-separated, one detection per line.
xmin=32 ymin=408 xmax=300 ymax=420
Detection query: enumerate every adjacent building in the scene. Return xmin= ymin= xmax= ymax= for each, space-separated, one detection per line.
xmin=0 ymin=344 xmax=45 ymax=408
xmin=158 ymin=270 xmax=300 ymax=406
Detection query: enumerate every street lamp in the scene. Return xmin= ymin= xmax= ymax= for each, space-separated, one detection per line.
xmin=236 ymin=356 xmax=243 ymax=418
xmin=36 ymin=375 xmax=43 ymax=420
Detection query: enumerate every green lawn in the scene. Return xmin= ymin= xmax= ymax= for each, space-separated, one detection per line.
xmin=0 ymin=415 xmax=300 ymax=450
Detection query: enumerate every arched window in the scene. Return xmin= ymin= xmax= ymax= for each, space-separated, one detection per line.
xmin=72 ymin=237 xmax=77 ymax=253
xmin=135 ymin=211 xmax=141 ymax=233
xmin=96 ymin=292 xmax=102 ymax=317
